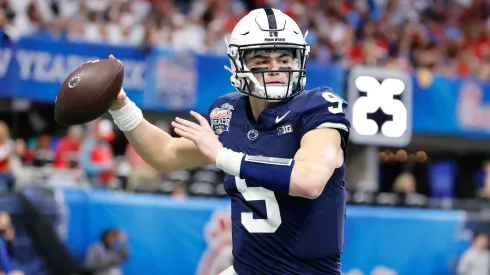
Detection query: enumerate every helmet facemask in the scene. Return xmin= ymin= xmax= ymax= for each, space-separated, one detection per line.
xmin=225 ymin=40 xmax=309 ymax=102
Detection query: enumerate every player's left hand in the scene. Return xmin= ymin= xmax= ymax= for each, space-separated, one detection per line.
xmin=171 ymin=111 xmax=223 ymax=163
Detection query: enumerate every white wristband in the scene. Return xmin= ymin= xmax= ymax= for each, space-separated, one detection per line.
xmin=216 ymin=148 xmax=244 ymax=177
xmin=108 ymin=98 xmax=144 ymax=132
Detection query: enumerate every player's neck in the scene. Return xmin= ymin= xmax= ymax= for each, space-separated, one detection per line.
xmin=248 ymin=97 xmax=276 ymax=121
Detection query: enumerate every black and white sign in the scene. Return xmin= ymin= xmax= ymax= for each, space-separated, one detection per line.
xmin=347 ymin=66 xmax=413 ymax=147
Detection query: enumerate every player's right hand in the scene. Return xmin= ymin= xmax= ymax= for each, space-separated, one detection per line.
xmin=108 ymin=54 xmax=128 ymax=111
xmin=110 ymin=87 xmax=127 ymax=110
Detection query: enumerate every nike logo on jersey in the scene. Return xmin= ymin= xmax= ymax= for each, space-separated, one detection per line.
xmin=275 ymin=111 xmax=291 ymax=123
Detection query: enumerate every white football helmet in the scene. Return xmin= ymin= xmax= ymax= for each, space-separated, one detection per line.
xmin=224 ymin=8 xmax=310 ymax=102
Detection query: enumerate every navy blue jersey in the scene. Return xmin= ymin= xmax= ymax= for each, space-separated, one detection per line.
xmin=208 ymin=87 xmax=350 ymax=275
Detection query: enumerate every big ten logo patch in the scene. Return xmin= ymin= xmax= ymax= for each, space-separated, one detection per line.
xmin=210 ymin=103 xmax=234 ymax=135
xmin=196 ymin=209 xmax=233 ymax=275
xmin=277 ymin=124 xmax=293 ymax=136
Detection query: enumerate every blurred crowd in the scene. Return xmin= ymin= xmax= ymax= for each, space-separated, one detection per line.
xmin=1 ymin=0 xmax=490 ymax=79
xmin=1 ymin=0 xmax=490 ymax=203
xmin=0 ymin=115 xmax=487 ymax=207
xmin=0 ymin=118 xmax=225 ymax=199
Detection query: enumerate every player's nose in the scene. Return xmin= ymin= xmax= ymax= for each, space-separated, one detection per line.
xmin=268 ymin=60 xmax=281 ymax=75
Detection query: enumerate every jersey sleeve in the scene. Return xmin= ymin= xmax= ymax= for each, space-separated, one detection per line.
xmin=299 ymin=88 xmax=350 ymax=143
xmin=206 ymin=102 xmax=215 ymax=125
xmin=206 ymin=93 xmax=239 ymax=136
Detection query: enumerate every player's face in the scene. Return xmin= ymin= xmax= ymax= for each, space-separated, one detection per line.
xmin=246 ymin=52 xmax=294 ymax=86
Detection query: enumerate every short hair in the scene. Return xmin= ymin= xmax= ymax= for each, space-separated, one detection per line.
xmin=101 ymin=229 xmax=117 ymax=241
xmin=473 ymin=231 xmax=488 ymax=241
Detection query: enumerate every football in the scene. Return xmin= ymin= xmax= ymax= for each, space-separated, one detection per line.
xmin=54 ymin=58 xmax=124 ymax=126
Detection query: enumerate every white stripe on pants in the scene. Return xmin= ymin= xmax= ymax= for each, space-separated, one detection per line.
xmin=219 ymin=265 xmax=237 ymax=275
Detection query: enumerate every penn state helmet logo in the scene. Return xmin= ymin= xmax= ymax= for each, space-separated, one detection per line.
xmin=210 ymin=103 xmax=234 ymax=135
xmin=68 ymin=75 xmax=81 ymax=88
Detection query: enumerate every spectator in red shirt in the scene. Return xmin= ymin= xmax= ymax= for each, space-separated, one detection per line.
xmin=80 ymin=119 xmax=116 ymax=189
xmin=53 ymin=126 xmax=83 ymax=169
xmin=0 ymin=122 xmax=13 ymax=191
xmin=0 ymin=122 xmax=11 ymax=172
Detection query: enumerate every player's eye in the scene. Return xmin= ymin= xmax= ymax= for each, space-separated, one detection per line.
xmin=280 ymin=58 xmax=292 ymax=64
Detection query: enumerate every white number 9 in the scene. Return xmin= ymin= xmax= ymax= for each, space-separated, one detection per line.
xmin=322 ymin=91 xmax=343 ymax=114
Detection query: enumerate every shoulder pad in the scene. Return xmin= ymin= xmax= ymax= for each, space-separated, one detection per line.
xmin=208 ymin=92 xmax=242 ymax=113
xmin=292 ymin=87 xmax=350 ymax=137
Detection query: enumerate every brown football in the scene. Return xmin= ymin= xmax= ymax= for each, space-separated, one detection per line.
xmin=54 ymin=58 xmax=124 ymax=126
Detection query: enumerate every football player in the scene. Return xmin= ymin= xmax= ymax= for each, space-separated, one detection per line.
xmin=108 ymin=8 xmax=350 ymax=275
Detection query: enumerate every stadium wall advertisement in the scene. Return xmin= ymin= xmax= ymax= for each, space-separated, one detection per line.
xmin=0 ymin=37 xmax=490 ymax=138
xmin=0 ymin=36 xmax=343 ymax=114
xmin=61 ymin=189 xmax=470 ymax=275
xmin=4 ymin=187 xmax=484 ymax=275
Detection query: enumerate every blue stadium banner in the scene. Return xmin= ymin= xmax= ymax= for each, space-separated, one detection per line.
xmin=56 ymin=189 xmax=470 ymax=275
xmin=0 ymin=37 xmax=148 ymax=105
xmin=3 ymin=36 xmax=490 ymax=138
xmin=412 ymin=73 xmax=490 ymax=138
xmin=0 ymin=36 xmax=344 ymax=114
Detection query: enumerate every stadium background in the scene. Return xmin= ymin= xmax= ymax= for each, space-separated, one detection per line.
xmin=0 ymin=0 xmax=489 ymax=274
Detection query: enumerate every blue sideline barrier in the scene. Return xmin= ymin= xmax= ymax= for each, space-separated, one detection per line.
xmin=60 ymin=189 xmax=469 ymax=275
